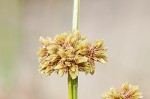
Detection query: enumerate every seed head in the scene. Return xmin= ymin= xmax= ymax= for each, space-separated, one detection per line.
xmin=121 ymin=83 xmax=143 ymax=99
xmin=37 ymin=31 xmax=107 ymax=79
xmin=101 ymin=82 xmax=143 ymax=99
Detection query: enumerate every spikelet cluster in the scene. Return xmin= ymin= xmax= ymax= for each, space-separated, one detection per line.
xmin=37 ymin=31 xmax=107 ymax=79
xmin=101 ymin=82 xmax=143 ymax=99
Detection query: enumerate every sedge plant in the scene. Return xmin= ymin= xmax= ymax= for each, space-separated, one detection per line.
xmin=37 ymin=0 xmax=143 ymax=99
xmin=37 ymin=0 xmax=107 ymax=99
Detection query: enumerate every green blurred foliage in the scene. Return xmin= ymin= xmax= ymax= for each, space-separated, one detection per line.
xmin=0 ymin=0 xmax=22 ymax=88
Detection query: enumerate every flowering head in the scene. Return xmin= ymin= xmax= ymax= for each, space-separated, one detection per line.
xmin=37 ymin=31 xmax=107 ymax=79
xmin=101 ymin=82 xmax=143 ymax=99
xmin=121 ymin=83 xmax=143 ymax=99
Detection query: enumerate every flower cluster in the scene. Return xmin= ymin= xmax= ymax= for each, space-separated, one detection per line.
xmin=101 ymin=82 xmax=143 ymax=99
xmin=37 ymin=31 xmax=107 ymax=79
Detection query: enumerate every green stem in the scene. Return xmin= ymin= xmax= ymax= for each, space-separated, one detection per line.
xmin=68 ymin=76 xmax=73 ymax=99
xmin=68 ymin=76 xmax=78 ymax=99
xmin=68 ymin=0 xmax=79 ymax=99
xmin=72 ymin=0 xmax=80 ymax=31
xmin=73 ymin=77 xmax=78 ymax=99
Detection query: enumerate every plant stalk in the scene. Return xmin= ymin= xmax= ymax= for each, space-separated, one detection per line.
xmin=68 ymin=0 xmax=80 ymax=99
xmin=72 ymin=0 xmax=80 ymax=31
xmin=68 ymin=76 xmax=78 ymax=99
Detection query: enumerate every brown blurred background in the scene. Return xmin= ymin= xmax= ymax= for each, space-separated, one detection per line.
xmin=0 ymin=0 xmax=150 ymax=99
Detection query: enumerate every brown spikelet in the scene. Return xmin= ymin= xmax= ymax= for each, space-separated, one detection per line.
xmin=37 ymin=31 xmax=107 ymax=79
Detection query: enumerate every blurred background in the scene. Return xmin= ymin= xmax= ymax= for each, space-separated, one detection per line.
xmin=0 ymin=0 xmax=150 ymax=99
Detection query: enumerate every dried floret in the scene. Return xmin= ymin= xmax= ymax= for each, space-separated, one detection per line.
xmin=101 ymin=82 xmax=143 ymax=99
